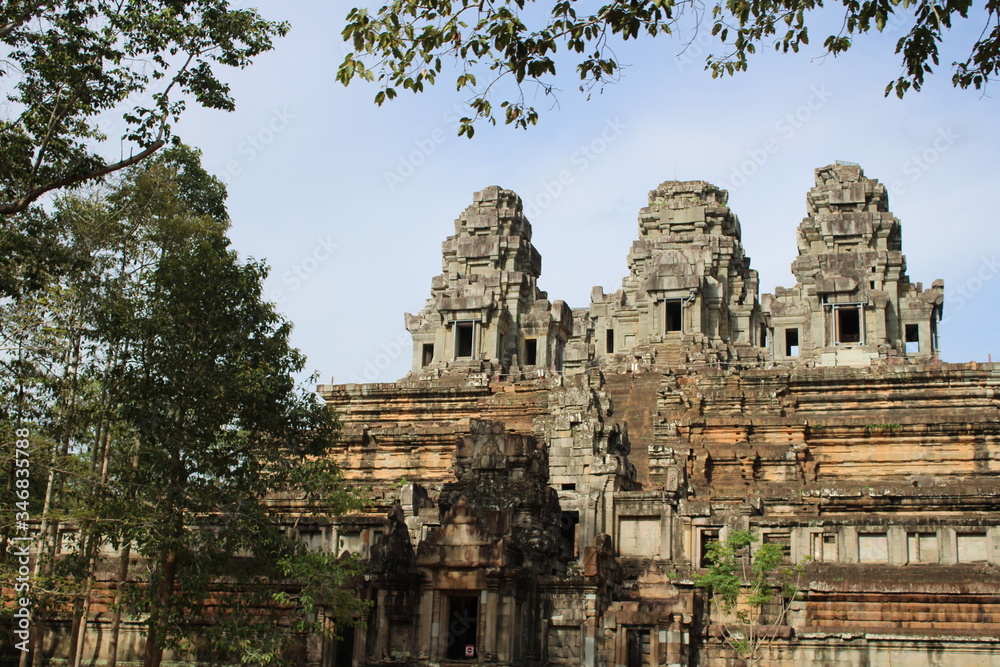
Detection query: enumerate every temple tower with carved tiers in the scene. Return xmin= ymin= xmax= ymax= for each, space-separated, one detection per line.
xmin=311 ymin=164 xmax=1000 ymax=667
xmin=405 ymin=186 xmax=572 ymax=376
xmin=762 ymin=162 xmax=944 ymax=366
xmin=584 ymin=180 xmax=764 ymax=369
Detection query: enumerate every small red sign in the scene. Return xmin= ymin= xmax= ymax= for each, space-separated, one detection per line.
xmin=465 ymin=645 xmax=475 ymax=657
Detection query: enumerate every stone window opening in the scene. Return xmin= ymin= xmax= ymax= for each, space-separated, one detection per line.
xmin=907 ymin=531 xmax=939 ymax=563
xmin=606 ymin=328 xmax=615 ymax=354
xmin=785 ymin=328 xmax=800 ymax=357
xmin=812 ymin=532 xmax=839 ymax=562
xmin=698 ymin=527 xmax=721 ymax=568
xmin=905 ymin=324 xmax=920 ymax=353
xmin=620 ymin=516 xmax=662 ymax=557
xmin=836 ymin=305 xmax=861 ymax=344
xmin=297 ymin=527 xmax=325 ymax=551
xmin=445 ymin=594 xmax=479 ymax=660
xmin=455 ymin=322 xmax=475 ymax=359
xmin=560 ymin=510 xmax=580 ymax=558
xmin=957 ymin=531 xmax=988 ymax=563
xmin=665 ymin=299 xmax=683 ymax=333
xmin=524 ymin=338 xmax=537 ymax=365
xmin=422 ymin=343 xmax=434 ymax=367
xmin=858 ymin=532 xmax=889 ymax=562
xmin=760 ymin=325 xmax=768 ymax=349
xmin=763 ymin=532 xmax=792 ymax=563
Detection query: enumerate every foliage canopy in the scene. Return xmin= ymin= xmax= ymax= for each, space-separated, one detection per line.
xmin=0 ymin=0 xmax=288 ymax=215
xmin=337 ymin=0 xmax=999 ymax=135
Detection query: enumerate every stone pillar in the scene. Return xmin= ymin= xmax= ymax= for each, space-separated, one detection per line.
xmin=484 ymin=586 xmax=500 ymax=660
xmin=690 ymin=296 xmax=702 ymax=336
xmin=483 ymin=319 xmax=497 ymax=360
xmin=374 ymin=589 xmax=388 ymax=661
xmin=430 ymin=589 xmax=443 ymax=661
xmin=583 ymin=609 xmax=599 ymax=667
xmin=525 ymin=588 xmax=544 ymax=663
xmin=614 ymin=625 xmax=626 ymax=667
xmin=660 ymin=509 xmax=672 ymax=559
xmin=664 ymin=615 xmax=687 ymax=667
xmin=418 ymin=584 xmax=433 ymax=660
xmin=498 ymin=593 xmax=515 ymax=663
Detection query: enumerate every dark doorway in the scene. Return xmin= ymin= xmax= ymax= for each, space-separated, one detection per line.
xmin=905 ymin=323 xmax=919 ymax=353
xmin=524 ymin=338 xmax=537 ymax=365
xmin=333 ymin=624 xmax=354 ymax=667
xmin=837 ymin=306 xmax=861 ymax=344
xmin=606 ymin=328 xmax=615 ymax=353
xmin=456 ymin=323 xmax=474 ymax=358
xmin=560 ymin=510 xmax=580 ymax=557
xmin=446 ymin=595 xmax=479 ymax=660
xmin=626 ymin=628 xmax=650 ymax=667
xmin=665 ymin=300 xmax=683 ymax=332
xmin=785 ymin=328 xmax=799 ymax=356
xmin=422 ymin=343 xmax=434 ymax=367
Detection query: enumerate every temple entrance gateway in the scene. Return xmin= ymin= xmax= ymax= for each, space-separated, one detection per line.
xmin=446 ymin=595 xmax=479 ymax=660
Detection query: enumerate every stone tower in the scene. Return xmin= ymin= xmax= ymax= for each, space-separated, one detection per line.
xmin=762 ymin=162 xmax=944 ymax=366
xmin=586 ymin=180 xmax=764 ymax=366
xmin=405 ymin=186 xmax=573 ymax=375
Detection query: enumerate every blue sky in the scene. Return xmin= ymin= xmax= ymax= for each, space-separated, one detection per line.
xmin=171 ymin=2 xmax=1000 ymax=383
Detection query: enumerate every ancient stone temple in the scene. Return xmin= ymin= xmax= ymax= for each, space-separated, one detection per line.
xmin=316 ymin=163 xmax=1000 ymax=667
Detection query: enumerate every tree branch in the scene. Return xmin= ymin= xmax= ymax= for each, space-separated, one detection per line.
xmin=0 ymin=0 xmax=53 ymax=41
xmin=0 ymin=140 xmax=166 ymax=216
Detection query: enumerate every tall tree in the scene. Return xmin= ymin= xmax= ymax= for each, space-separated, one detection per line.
xmin=0 ymin=147 xmax=366 ymax=666
xmin=0 ymin=0 xmax=288 ymax=215
xmin=337 ymin=0 xmax=999 ymax=135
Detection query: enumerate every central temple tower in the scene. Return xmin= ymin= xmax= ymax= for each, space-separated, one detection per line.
xmin=586 ymin=179 xmax=764 ymax=367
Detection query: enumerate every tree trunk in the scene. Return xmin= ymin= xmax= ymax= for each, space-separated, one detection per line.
xmin=69 ymin=529 xmax=101 ymax=667
xmin=143 ymin=547 xmax=178 ymax=667
xmin=110 ymin=447 xmax=141 ymax=667
xmin=107 ymin=541 xmax=132 ymax=667
xmin=66 ymin=596 xmax=82 ymax=667
xmin=69 ymin=403 xmax=116 ymax=663
xmin=33 ymin=332 xmax=82 ymax=667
